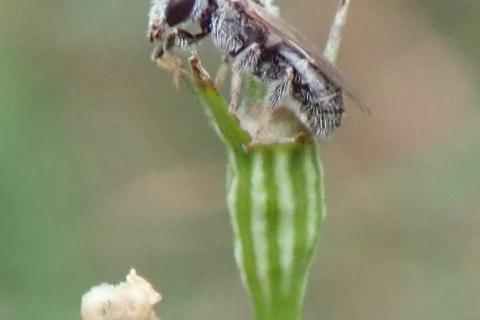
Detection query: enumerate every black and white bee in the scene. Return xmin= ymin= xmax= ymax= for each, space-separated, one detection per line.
xmin=148 ymin=0 xmax=363 ymax=136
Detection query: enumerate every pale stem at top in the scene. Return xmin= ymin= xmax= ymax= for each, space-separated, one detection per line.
xmin=324 ymin=0 xmax=352 ymax=64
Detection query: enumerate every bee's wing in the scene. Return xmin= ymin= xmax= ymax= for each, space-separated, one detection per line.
xmin=242 ymin=0 xmax=368 ymax=112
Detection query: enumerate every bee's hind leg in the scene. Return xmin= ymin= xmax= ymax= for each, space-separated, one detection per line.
xmin=254 ymin=67 xmax=294 ymax=134
xmin=265 ymin=67 xmax=294 ymax=108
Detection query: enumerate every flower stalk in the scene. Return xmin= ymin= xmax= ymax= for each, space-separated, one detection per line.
xmin=154 ymin=0 xmax=353 ymax=319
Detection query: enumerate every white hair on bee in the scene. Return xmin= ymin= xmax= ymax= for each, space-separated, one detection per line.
xmin=148 ymin=0 xmax=167 ymax=23
xmin=191 ymin=0 xmax=210 ymax=21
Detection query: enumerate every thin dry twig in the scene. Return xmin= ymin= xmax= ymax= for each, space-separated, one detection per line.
xmin=324 ymin=0 xmax=352 ymax=64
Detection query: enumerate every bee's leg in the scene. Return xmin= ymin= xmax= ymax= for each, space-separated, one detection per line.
xmin=265 ymin=67 xmax=294 ymax=108
xmin=232 ymin=43 xmax=262 ymax=72
xmin=227 ymin=43 xmax=262 ymax=112
xmin=255 ymin=67 xmax=294 ymax=135
xmin=164 ymin=29 xmax=209 ymax=52
xmin=214 ymin=55 xmax=231 ymax=89
xmin=152 ymin=29 xmax=209 ymax=61
xmin=148 ymin=21 xmax=164 ymax=43
xmin=152 ymin=29 xmax=209 ymax=87
xmin=151 ymin=44 xmax=166 ymax=61
xmin=229 ymin=71 xmax=242 ymax=114
xmin=151 ymin=42 xmax=186 ymax=88
xmin=153 ymin=52 xmax=187 ymax=88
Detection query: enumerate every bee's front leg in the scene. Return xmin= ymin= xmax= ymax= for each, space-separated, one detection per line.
xmin=152 ymin=29 xmax=210 ymax=86
xmin=152 ymin=29 xmax=209 ymax=60
xmin=150 ymin=45 xmax=166 ymax=62
xmin=214 ymin=55 xmax=231 ymax=89
xmin=151 ymin=43 xmax=185 ymax=88
xmin=229 ymin=71 xmax=242 ymax=114
xmin=148 ymin=20 xmax=165 ymax=43
xmin=166 ymin=29 xmax=208 ymax=56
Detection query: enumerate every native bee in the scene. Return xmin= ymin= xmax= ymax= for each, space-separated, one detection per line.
xmin=148 ymin=0 xmax=363 ymax=136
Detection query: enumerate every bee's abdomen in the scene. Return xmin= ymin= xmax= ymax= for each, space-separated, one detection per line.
xmin=304 ymin=99 xmax=344 ymax=136
xmin=292 ymin=77 xmax=345 ymax=137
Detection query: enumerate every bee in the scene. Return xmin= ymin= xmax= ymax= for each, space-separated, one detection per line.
xmin=148 ymin=0 xmax=364 ymax=136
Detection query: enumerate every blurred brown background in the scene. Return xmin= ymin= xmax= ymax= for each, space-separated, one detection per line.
xmin=0 ymin=0 xmax=479 ymax=319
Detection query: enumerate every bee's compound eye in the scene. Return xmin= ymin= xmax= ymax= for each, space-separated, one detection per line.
xmin=166 ymin=0 xmax=196 ymax=26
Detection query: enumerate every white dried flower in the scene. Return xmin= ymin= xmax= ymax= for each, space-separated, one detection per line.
xmin=81 ymin=269 xmax=162 ymax=320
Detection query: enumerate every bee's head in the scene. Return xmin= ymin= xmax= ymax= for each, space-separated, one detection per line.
xmin=149 ymin=0 xmax=205 ymax=41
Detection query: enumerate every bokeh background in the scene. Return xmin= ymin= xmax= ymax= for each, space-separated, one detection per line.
xmin=1 ymin=0 xmax=479 ymax=319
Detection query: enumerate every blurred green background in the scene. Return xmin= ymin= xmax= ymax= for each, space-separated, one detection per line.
xmin=0 ymin=0 xmax=479 ymax=319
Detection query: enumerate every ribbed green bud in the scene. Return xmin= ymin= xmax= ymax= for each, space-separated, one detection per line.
xmin=227 ymin=143 xmax=325 ymax=320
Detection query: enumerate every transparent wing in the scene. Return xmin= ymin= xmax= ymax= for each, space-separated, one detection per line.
xmin=241 ymin=0 xmax=367 ymax=111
